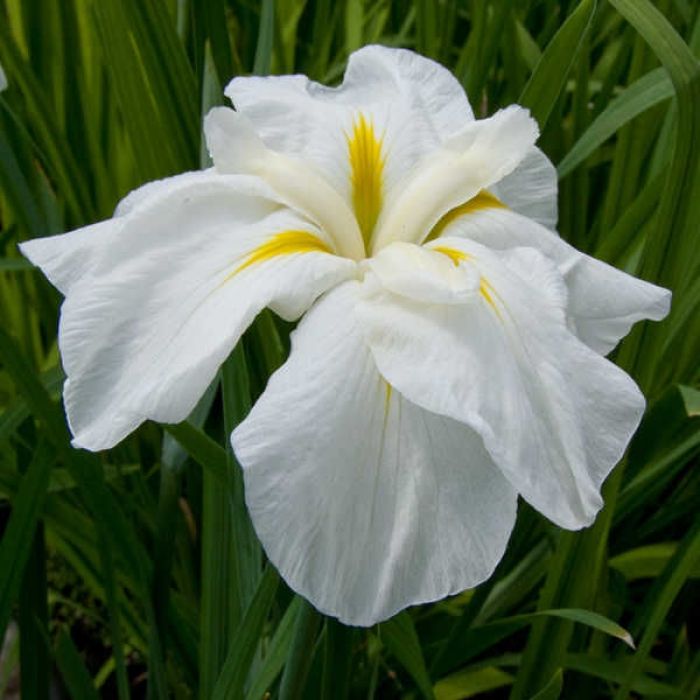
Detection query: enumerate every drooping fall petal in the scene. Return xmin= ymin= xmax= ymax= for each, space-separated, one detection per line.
xmin=435 ymin=207 xmax=670 ymax=354
xmin=233 ymin=282 xmax=517 ymax=625
xmin=360 ymin=238 xmax=647 ymax=529
xmin=21 ymin=172 xmax=354 ymax=450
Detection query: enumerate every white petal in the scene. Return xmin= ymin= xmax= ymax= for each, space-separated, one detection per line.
xmin=490 ymin=146 xmax=558 ymax=229
xmin=226 ymin=44 xmax=472 ymax=158
xmin=204 ymin=108 xmax=364 ymax=260
xmin=20 ymin=220 xmax=118 ymax=295
xmin=232 ymin=282 xmax=517 ymax=626
xmin=343 ymin=45 xmax=474 ymax=128
xmin=21 ymin=171 xmax=355 ymax=450
xmin=224 ymin=47 xmax=474 ymax=246
xmin=371 ymin=106 xmax=539 ymax=251
xmin=367 ymin=241 xmax=480 ymax=305
xmin=360 ymin=238 xmax=646 ymax=529
xmin=436 ymin=207 xmax=670 ymax=354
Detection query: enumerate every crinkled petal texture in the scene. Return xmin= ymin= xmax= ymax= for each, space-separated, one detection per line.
xmin=21 ymin=171 xmax=355 ymax=450
xmin=359 ymin=239 xmax=648 ymax=530
xmin=233 ymin=282 xmax=517 ymax=626
xmin=436 ymin=207 xmax=670 ymax=354
xmin=226 ymin=45 xmax=473 ymax=200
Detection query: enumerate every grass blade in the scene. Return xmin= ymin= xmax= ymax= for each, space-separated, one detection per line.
xmin=164 ymin=421 xmax=229 ymax=488
xmin=18 ymin=520 xmax=50 ymax=700
xmin=279 ymin=599 xmax=322 ymax=700
xmin=613 ymin=518 xmax=700 ymax=699
xmin=519 ymin=0 xmax=597 ymax=128
xmin=381 ymin=612 xmax=435 ymax=699
xmin=211 ymin=566 xmax=280 ymax=700
xmin=0 ymin=441 xmax=53 ymax=643
xmin=55 ymin=630 xmax=100 ymax=700
xmin=558 ymin=67 xmax=674 ymax=179
xmin=246 ymin=598 xmax=302 ymax=700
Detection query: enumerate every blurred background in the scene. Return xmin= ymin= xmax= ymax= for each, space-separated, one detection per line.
xmin=0 ymin=0 xmax=699 ymax=698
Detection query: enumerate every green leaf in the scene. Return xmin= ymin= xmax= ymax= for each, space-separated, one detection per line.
xmin=0 ymin=258 xmax=36 ymax=272
xmin=163 ymin=421 xmax=229 ymax=488
xmin=253 ymin=0 xmax=276 ymax=76
xmin=320 ymin=618 xmax=355 ymax=700
xmin=0 ymin=326 xmax=70 ymax=446
xmin=0 ymin=21 xmax=94 ymax=222
xmin=91 ymin=0 xmax=198 ymax=181
xmin=0 ymin=441 xmax=53 ymax=644
xmin=534 ymin=609 xmax=634 ymax=649
xmin=564 ymin=653 xmax=684 ymax=696
xmin=619 ymin=385 xmax=700 ymax=521
xmin=609 ymin=0 xmax=700 ymax=389
xmin=558 ymin=67 xmax=674 ymax=179
xmin=519 ymin=0 xmax=597 ymax=128
xmin=529 ymin=669 xmax=563 ymax=700
xmin=434 ymin=667 xmax=513 ymax=700
xmin=610 ymin=543 xmax=700 ymax=581
xmin=246 ymin=598 xmax=302 ymax=700
xmin=679 ymin=385 xmax=700 ymax=416
xmin=278 ymin=599 xmax=322 ymax=700
xmin=212 ymin=566 xmax=280 ymax=700
xmin=18 ymin=518 xmax=50 ymax=700
xmin=200 ymin=344 xmax=259 ymax=696
xmin=55 ymin=631 xmax=100 ymax=700
xmin=443 ymin=606 xmax=634 ymax=675
xmin=381 ymin=612 xmax=435 ymax=700
xmin=614 ymin=518 xmax=700 ymax=699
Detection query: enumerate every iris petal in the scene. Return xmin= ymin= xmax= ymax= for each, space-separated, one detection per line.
xmin=21 ymin=171 xmax=355 ymax=450
xmin=233 ymin=282 xmax=517 ymax=626
xmin=434 ymin=207 xmax=670 ymax=354
xmin=360 ymin=237 xmax=646 ymax=529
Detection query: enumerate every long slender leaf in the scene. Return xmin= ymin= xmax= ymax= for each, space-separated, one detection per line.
xmin=381 ymin=612 xmax=435 ymax=700
xmin=558 ymin=67 xmax=674 ymax=179
xmin=55 ymin=630 xmax=101 ymax=700
xmin=0 ymin=441 xmax=53 ymax=643
xmin=519 ymin=0 xmax=597 ymax=128
xmin=212 ymin=566 xmax=280 ymax=700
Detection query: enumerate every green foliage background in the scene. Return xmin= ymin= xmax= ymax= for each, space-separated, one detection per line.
xmin=0 ymin=0 xmax=699 ymax=698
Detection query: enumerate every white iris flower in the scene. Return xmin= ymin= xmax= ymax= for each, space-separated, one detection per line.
xmin=21 ymin=46 xmax=670 ymax=626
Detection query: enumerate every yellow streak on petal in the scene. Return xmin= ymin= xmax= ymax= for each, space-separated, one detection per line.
xmin=347 ymin=113 xmax=385 ymax=251
xmin=432 ymin=245 xmax=472 ymax=266
xmin=433 ymin=245 xmax=502 ymax=318
xmin=426 ymin=190 xmax=506 ymax=243
xmin=384 ymin=381 xmax=393 ymax=419
xmin=229 ymin=230 xmax=332 ymax=279
xmin=479 ymin=279 xmax=501 ymax=318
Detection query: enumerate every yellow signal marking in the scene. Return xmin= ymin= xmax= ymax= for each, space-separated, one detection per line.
xmin=229 ymin=230 xmax=332 ymax=278
xmin=347 ymin=113 xmax=385 ymax=250
xmin=426 ymin=190 xmax=506 ymax=242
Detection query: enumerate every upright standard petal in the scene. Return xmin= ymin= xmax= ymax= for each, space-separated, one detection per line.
xmin=204 ymin=107 xmax=365 ymax=260
xmin=434 ymin=207 xmax=670 ymax=354
xmin=224 ymin=46 xmax=474 ymax=250
xmin=360 ymin=239 xmax=646 ymax=529
xmin=21 ymin=171 xmax=355 ymax=450
xmin=233 ymin=282 xmax=517 ymax=626
xmin=371 ymin=106 xmax=539 ymax=251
